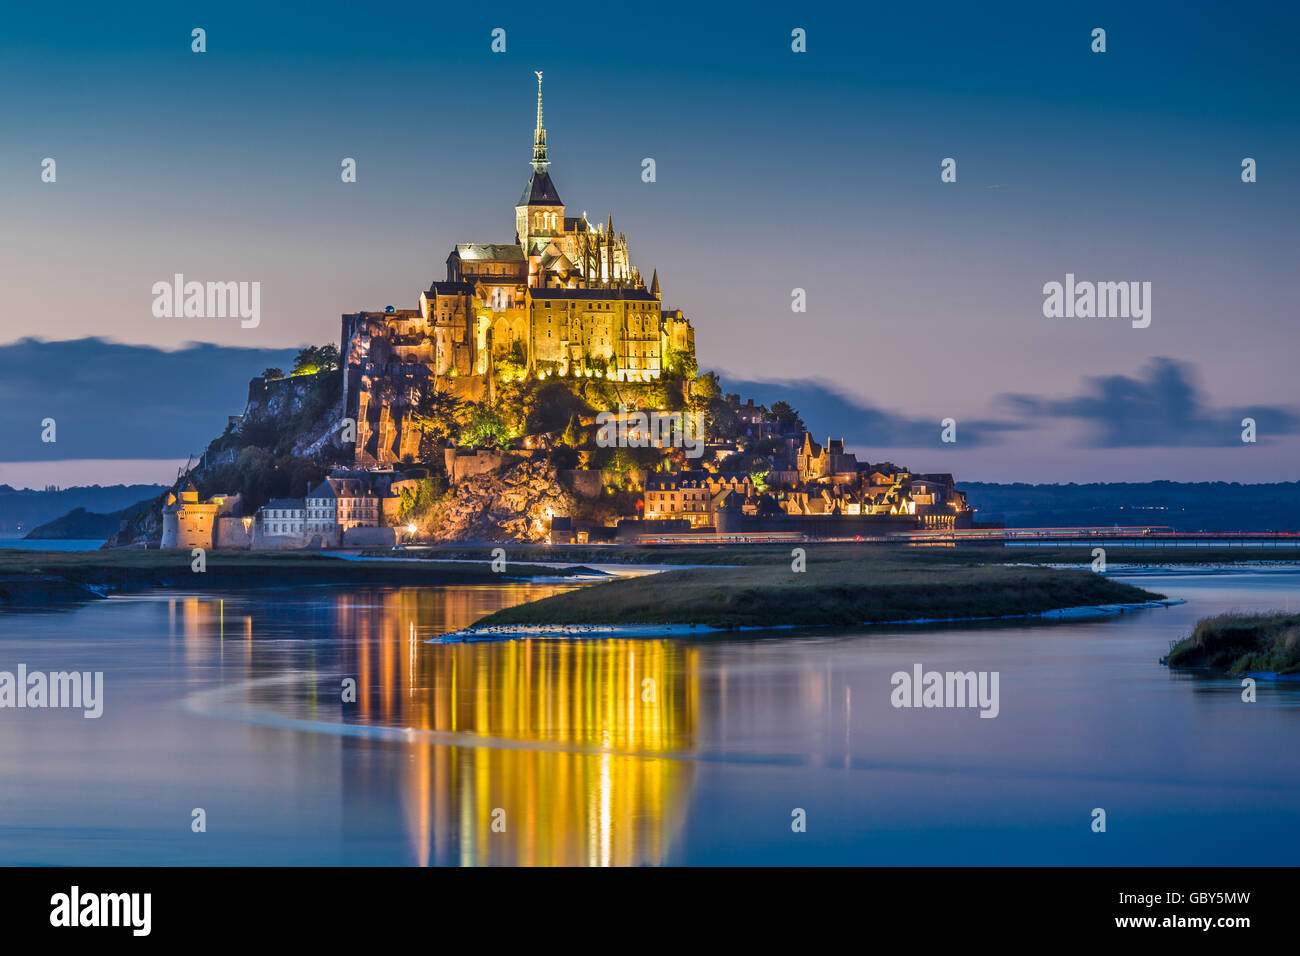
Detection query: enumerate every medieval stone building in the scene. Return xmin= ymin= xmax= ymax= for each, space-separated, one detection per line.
xmin=160 ymin=482 xmax=242 ymax=549
xmin=344 ymin=73 xmax=696 ymax=464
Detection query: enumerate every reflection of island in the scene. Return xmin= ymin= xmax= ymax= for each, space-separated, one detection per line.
xmin=335 ymin=588 xmax=699 ymax=866
xmin=162 ymin=585 xmax=699 ymax=865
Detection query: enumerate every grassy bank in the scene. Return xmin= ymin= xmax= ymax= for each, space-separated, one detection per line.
xmin=0 ymin=548 xmax=572 ymax=608
xmin=1165 ymin=612 xmax=1300 ymax=675
xmin=471 ymin=553 xmax=1164 ymax=629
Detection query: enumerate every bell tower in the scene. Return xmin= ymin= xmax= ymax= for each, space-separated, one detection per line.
xmin=515 ymin=71 xmax=565 ymax=256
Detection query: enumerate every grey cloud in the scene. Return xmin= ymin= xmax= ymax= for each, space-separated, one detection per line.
xmin=1000 ymin=357 xmax=1299 ymax=447
xmin=0 ymin=337 xmax=299 ymax=462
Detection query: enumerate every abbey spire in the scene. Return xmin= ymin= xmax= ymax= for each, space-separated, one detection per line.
xmin=516 ymin=71 xmax=565 ymax=249
xmin=518 ymin=72 xmax=563 ymax=206
xmin=532 ymin=70 xmax=549 ymax=171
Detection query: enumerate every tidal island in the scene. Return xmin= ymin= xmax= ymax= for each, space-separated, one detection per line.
xmin=447 ymin=547 xmax=1168 ymax=637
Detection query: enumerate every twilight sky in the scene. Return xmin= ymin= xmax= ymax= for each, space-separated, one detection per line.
xmin=1 ymin=0 xmax=1296 ymax=488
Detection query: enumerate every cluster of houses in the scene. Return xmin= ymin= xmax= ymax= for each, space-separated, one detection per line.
xmin=159 ymin=392 xmax=972 ymax=549
xmin=637 ymin=394 xmax=971 ymax=532
xmin=160 ymin=470 xmax=408 ymax=551
xmin=643 ymin=431 xmax=970 ymax=531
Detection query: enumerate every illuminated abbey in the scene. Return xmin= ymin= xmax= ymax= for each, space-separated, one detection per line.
xmin=343 ymin=73 xmax=696 ymax=463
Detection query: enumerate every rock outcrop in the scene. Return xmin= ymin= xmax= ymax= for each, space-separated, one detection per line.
xmin=102 ymin=503 xmax=163 ymax=549
xmin=425 ymin=458 xmax=576 ymax=542
xmin=241 ymin=372 xmax=347 ymax=458
xmin=103 ymin=372 xmax=345 ymax=549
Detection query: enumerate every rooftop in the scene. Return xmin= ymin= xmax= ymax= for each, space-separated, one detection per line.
xmin=518 ymin=167 xmax=563 ymax=206
xmin=452 ymin=243 xmax=526 ymax=262
xmin=263 ymin=498 xmax=304 ymax=510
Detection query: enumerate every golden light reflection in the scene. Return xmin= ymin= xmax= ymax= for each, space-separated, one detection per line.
xmin=170 ymin=585 xmax=700 ymax=866
xmin=336 ymin=587 xmax=699 ymax=866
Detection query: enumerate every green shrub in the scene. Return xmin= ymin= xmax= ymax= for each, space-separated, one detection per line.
xmin=1166 ymin=612 xmax=1300 ymax=674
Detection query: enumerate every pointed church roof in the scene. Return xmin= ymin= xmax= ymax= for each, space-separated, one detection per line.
xmin=650 ymin=269 xmax=660 ymax=296
xmin=518 ymin=70 xmax=563 ymax=206
xmin=518 ymin=167 xmax=563 ymax=206
xmin=540 ymin=249 xmax=576 ymax=272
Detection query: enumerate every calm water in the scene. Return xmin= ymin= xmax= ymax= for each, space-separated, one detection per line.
xmin=1 ymin=569 xmax=1298 ymax=866
xmin=0 ymin=539 xmax=105 ymax=551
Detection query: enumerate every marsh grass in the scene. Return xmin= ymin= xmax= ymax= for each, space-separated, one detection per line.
xmin=1165 ymin=612 xmax=1300 ymax=675
xmin=475 ymin=554 xmax=1162 ymax=629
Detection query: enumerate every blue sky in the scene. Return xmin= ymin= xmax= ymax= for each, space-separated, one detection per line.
xmin=1 ymin=1 xmax=1296 ymax=486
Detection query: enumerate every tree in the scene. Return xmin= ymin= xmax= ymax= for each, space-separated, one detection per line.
xmin=396 ymin=476 xmax=449 ymax=522
xmin=663 ymin=347 xmax=698 ymax=379
xmin=687 ymin=372 xmax=741 ymax=443
xmin=463 ymin=403 xmax=511 ymax=449
xmin=411 ymin=383 xmax=464 ymax=453
xmin=496 ymin=340 xmax=527 ymax=383
xmin=527 ymin=382 xmax=590 ymax=436
xmin=600 ymin=447 xmax=637 ymax=491
xmin=769 ymin=400 xmax=805 ymax=433
xmin=261 ymin=367 xmax=284 ymax=380
xmin=291 ymin=344 xmax=340 ymax=376
xmin=692 ymin=371 xmax=722 ymax=404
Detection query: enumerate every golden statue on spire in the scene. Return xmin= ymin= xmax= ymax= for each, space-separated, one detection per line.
xmin=532 ymin=71 xmax=548 ymax=170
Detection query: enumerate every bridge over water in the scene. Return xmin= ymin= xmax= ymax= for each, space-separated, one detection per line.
xmin=892 ymin=526 xmax=1300 ymax=548
xmin=629 ymin=527 xmax=1300 ymax=547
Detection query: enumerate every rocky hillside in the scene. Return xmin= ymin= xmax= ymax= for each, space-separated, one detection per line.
xmin=103 ymin=370 xmax=346 ymax=548
xmin=422 ymin=459 xmax=577 ymax=542
xmin=100 ymin=497 xmax=166 ymax=549
xmin=234 ymin=371 xmax=347 ymax=459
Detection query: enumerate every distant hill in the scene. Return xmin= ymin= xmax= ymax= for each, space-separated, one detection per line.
xmin=23 ymin=506 xmax=129 ymax=541
xmin=962 ymin=481 xmax=1300 ymax=533
xmin=0 ymin=484 xmax=167 ymax=538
